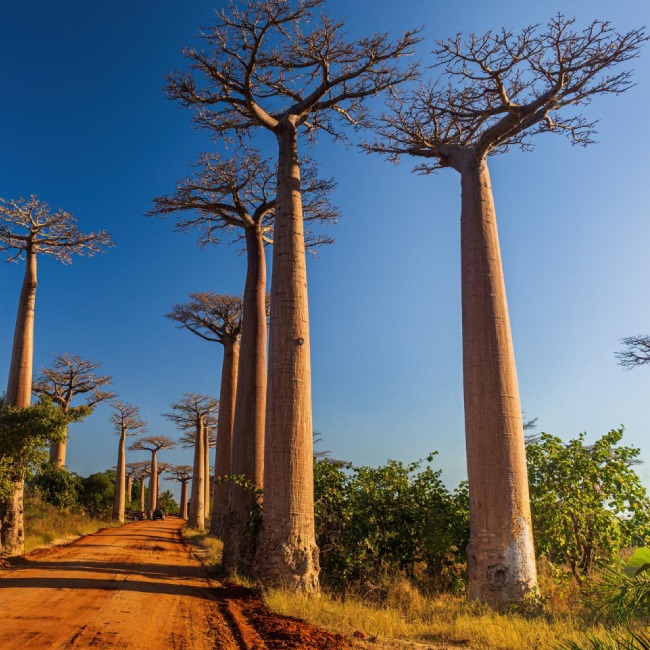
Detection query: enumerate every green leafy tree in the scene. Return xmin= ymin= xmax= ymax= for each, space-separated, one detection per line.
xmin=31 ymin=464 xmax=81 ymax=509
xmin=78 ymin=470 xmax=116 ymax=518
xmin=158 ymin=490 xmax=179 ymax=515
xmin=526 ymin=428 xmax=650 ymax=578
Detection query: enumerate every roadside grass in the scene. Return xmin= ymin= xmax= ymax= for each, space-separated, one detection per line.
xmin=182 ymin=527 xmax=224 ymax=569
xmin=24 ymin=498 xmax=120 ymax=553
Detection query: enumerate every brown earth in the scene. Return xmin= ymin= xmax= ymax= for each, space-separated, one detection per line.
xmin=0 ymin=517 xmax=350 ymax=649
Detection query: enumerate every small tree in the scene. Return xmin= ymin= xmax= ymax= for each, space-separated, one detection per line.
xmin=617 ymin=336 xmax=650 ymax=369
xmin=0 ymin=195 xmax=112 ymax=555
xmin=167 ymin=0 xmax=419 ymax=592
xmin=33 ymin=353 xmax=115 ymax=467
xmin=110 ymin=402 xmax=146 ymax=522
xmin=166 ymin=293 xmax=242 ymax=536
xmin=163 ymin=394 xmax=218 ymax=530
xmin=527 ymin=428 xmax=650 ymax=578
xmin=129 ymin=436 xmax=175 ymax=517
xmin=166 ymin=465 xmax=192 ymax=519
xmin=366 ymin=16 xmax=646 ymax=604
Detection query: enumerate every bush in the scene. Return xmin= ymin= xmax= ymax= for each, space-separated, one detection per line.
xmin=31 ymin=464 xmax=81 ymax=509
xmin=78 ymin=470 xmax=115 ymax=518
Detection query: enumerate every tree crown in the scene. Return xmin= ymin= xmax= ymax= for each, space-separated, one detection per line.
xmin=163 ymin=393 xmax=219 ymax=431
xmin=129 ymin=435 xmax=176 ymax=454
xmin=110 ymin=401 xmax=147 ymax=437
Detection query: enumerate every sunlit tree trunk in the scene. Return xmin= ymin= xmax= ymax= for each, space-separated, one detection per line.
xmin=459 ymin=156 xmax=537 ymax=604
xmin=224 ymin=226 xmax=267 ymax=571
xmin=179 ymin=481 xmax=189 ymax=519
xmin=126 ymin=475 xmax=133 ymax=503
xmin=253 ymin=120 xmax=319 ymax=591
xmin=203 ymin=424 xmax=210 ymax=519
xmin=188 ymin=419 xmax=205 ymax=530
xmin=211 ymin=339 xmax=239 ymax=536
xmin=1 ymin=249 xmax=37 ymax=556
xmin=49 ymin=430 xmax=68 ymax=467
xmin=147 ymin=451 xmax=159 ymax=517
xmin=139 ymin=480 xmax=146 ymax=512
xmin=112 ymin=429 xmax=126 ymax=522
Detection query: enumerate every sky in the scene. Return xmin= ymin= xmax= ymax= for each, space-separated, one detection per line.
xmin=1 ymin=0 xmax=650 ymax=501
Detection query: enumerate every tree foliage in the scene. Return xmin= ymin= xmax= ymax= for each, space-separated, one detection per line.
xmin=78 ymin=470 xmax=116 ymax=518
xmin=0 ymin=397 xmax=87 ymax=499
xmin=526 ymin=428 xmax=650 ymax=577
xmin=314 ymin=454 xmax=469 ymax=593
xmin=30 ymin=464 xmax=81 ymax=509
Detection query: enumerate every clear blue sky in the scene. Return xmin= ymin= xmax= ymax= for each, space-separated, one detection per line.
xmin=2 ymin=0 xmax=650 ymax=500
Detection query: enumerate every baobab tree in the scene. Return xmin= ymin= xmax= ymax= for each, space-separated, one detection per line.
xmin=164 ymin=394 xmax=218 ymax=530
xmin=110 ymin=402 xmax=146 ymax=522
xmin=166 ymin=293 xmax=242 ymax=536
xmin=617 ymin=336 xmax=650 ymax=369
xmin=153 ymin=154 xmax=337 ymax=563
xmin=127 ymin=461 xmax=150 ymax=513
xmin=33 ymin=353 xmax=115 ymax=467
xmin=129 ymin=436 xmax=175 ymax=517
xmin=0 ymin=195 xmax=111 ymax=556
xmin=365 ymin=16 xmax=646 ymax=604
xmin=167 ymin=0 xmax=419 ymax=591
xmin=167 ymin=465 xmax=192 ymax=519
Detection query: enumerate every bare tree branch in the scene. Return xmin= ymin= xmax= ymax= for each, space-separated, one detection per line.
xmin=617 ymin=335 xmax=650 ymax=369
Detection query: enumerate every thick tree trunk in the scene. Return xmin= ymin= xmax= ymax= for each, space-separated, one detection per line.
xmin=224 ymin=226 xmax=267 ymax=572
xmin=49 ymin=435 xmax=67 ymax=468
xmin=1 ymin=249 xmax=37 ymax=557
xmin=253 ymin=120 xmax=319 ymax=592
xmin=179 ymin=481 xmax=188 ymax=519
xmin=459 ymin=156 xmax=537 ymax=604
xmin=147 ymin=451 xmax=158 ymax=517
xmin=112 ymin=430 xmax=126 ymax=522
xmin=203 ymin=425 xmax=210 ymax=517
xmin=188 ymin=420 xmax=205 ymax=530
xmin=127 ymin=475 xmax=133 ymax=503
xmin=211 ymin=339 xmax=239 ymax=537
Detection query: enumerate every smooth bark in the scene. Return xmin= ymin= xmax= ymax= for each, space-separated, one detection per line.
xmin=179 ymin=481 xmax=189 ymax=520
xmin=188 ymin=420 xmax=205 ymax=530
xmin=459 ymin=156 xmax=537 ymax=603
xmin=147 ymin=451 xmax=159 ymax=517
xmin=203 ymin=425 xmax=210 ymax=517
xmin=112 ymin=430 xmax=126 ymax=522
xmin=49 ymin=434 xmax=67 ymax=468
xmin=224 ymin=226 xmax=267 ymax=571
xmin=211 ymin=339 xmax=239 ymax=536
xmin=1 ymin=249 xmax=37 ymax=556
xmin=127 ymin=476 xmax=133 ymax=503
xmin=253 ymin=120 xmax=319 ymax=591
xmin=139 ymin=480 xmax=146 ymax=512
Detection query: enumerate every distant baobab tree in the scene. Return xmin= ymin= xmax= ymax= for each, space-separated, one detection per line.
xmin=366 ymin=16 xmax=646 ymax=604
xmin=110 ymin=402 xmax=146 ymax=522
xmin=166 ymin=293 xmax=242 ymax=536
xmin=33 ymin=353 xmax=115 ymax=467
xmin=129 ymin=436 xmax=175 ymax=517
xmin=167 ymin=465 xmax=192 ymax=519
xmin=127 ymin=461 xmax=150 ymax=513
xmin=0 ymin=195 xmax=112 ymax=556
xmin=167 ymin=0 xmax=419 ymax=592
xmin=617 ymin=336 xmax=650 ymax=369
xmin=164 ymin=394 xmax=218 ymax=530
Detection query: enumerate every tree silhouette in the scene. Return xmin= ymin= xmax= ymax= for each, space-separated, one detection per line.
xmin=0 ymin=195 xmax=112 ymax=556
xmin=129 ymin=436 xmax=175 ymax=517
xmin=166 ymin=465 xmax=193 ymax=519
xmin=617 ymin=336 xmax=650 ymax=369
xmin=365 ymin=15 xmax=646 ymax=604
xmin=167 ymin=0 xmax=419 ymax=591
xmin=33 ymin=353 xmax=115 ymax=467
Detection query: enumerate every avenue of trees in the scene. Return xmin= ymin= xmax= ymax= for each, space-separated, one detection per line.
xmin=0 ymin=0 xmax=648 ymax=612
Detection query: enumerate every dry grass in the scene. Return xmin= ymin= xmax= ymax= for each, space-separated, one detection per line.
xmin=264 ymin=578 xmax=621 ymax=650
xmin=182 ymin=527 xmax=224 ymax=569
xmin=24 ymin=499 xmax=120 ymax=552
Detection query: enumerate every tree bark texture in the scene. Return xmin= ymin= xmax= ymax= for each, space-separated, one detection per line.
xmin=224 ymin=226 xmax=267 ymax=572
xmin=211 ymin=340 xmax=239 ymax=537
xmin=147 ymin=451 xmax=159 ymax=517
xmin=139 ymin=481 xmax=146 ymax=512
xmin=1 ymin=249 xmax=37 ymax=556
xmin=253 ymin=120 xmax=319 ymax=592
xmin=459 ymin=157 xmax=537 ymax=604
xmin=203 ymin=425 xmax=211 ymax=516
xmin=179 ymin=481 xmax=188 ymax=520
xmin=127 ymin=476 xmax=133 ymax=503
xmin=112 ymin=431 xmax=126 ymax=522
xmin=49 ymin=435 xmax=67 ymax=468
xmin=188 ymin=420 xmax=205 ymax=530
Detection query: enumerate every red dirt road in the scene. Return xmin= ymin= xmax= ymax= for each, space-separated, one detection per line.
xmin=0 ymin=518 xmax=349 ymax=649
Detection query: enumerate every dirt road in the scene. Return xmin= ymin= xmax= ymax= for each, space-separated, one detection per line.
xmin=0 ymin=518 xmax=349 ymax=649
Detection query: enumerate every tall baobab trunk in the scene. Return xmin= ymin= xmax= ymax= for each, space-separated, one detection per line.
xmin=188 ymin=419 xmax=205 ymax=530
xmin=211 ymin=339 xmax=239 ymax=536
xmin=203 ymin=425 xmax=210 ymax=517
xmin=49 ymin=430 xmax=67 ymax=467
xmin=459 ymin=156 xmax=537 ymax=604
xmin=224 ymin=226 xmax=267 ymax=571
xmin=147 ymin=451 xmax=159 ymax=517
xmin=253 ymin=119 xmax=319 ymax=591
xmin=139 ymin=480 xmax=146 ymax=512
xmin=179 ymin=481 xmax=189 ymax=519
xmin=127 ymin=475 xmax=133 ymax=503
xmin=1 ymin=248 xmax=37 ymax=557
xmin=112 ymin=430 xmax=126 ymax=522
